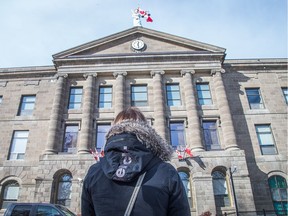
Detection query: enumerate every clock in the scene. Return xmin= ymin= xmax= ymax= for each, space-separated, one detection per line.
xmin=131 ymin=39 xmax=145 ymax=51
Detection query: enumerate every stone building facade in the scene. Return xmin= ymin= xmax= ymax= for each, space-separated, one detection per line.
xmin=0 ymin=27 xmax=287 ymax=215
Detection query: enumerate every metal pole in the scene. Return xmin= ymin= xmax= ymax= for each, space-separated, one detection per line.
xmin=229 ymin=167 xmax=239 ymax=216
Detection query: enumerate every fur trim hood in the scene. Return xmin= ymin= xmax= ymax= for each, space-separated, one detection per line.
xmin=106 ymin=120 xmax=173 ymax=161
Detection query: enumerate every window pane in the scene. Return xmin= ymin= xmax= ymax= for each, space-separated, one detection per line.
xmin=19 ymin=95 xmax=36 ymax=116
xmin=11 ymin=205 xmax=32 ymax=215
xmin=4 ymin=185 xmax=19 ymax=199
xmin=96 ymin=125 xmax=110 ymax=150
xmin=37 ymin=206 xmax=60 ymax=215
xmin=63 ymin=125 xmax=78 ymax=152
xmin=166 ymin=84 xmax=181 ymax=106
xmin=68 ymin=87 xmax=82 ymax=109
xmin=246 ymin=88 xmax=264 ymax=109
xmin=100 ymin=87 xmax=112 ymax=93
xmin=203 ymin=121 xmax=220 ymax=150
xmin=170 ymin=122 xmax=185 ymax=148
xmin=0 ymin=96 xmax=2 ymax=104
xmin=131 ymin=85 xmax=148 ymax=107
xmin=197 ymin=84 xmax=212 ymax=105
xmin=9 ymin=131 xmax=29 ymax=160
xmin=70 ymin=88 xmax=82 ymax=94
xmin=261 ymin=146 xmax=277 ymax=155
xmin=132 ymin=86 xmax=147 ymax=92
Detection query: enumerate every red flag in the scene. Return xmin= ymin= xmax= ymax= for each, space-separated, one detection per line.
xmin=175 ymin=150 xmax=183 ymax=159
xmin=146 ymin=15 xmax=153 ymax=22
xmin=185 ymin=148 xmax=193 ymax=157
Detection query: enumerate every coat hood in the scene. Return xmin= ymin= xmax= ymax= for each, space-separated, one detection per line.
xmin=106 ymin=120 xmax=173 ymax=161
xmin=100 ymin=120 xmax=173 ymax=182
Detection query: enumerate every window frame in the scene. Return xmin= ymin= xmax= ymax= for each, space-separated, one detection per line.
xmin=166 ymin=83 xmax=182 ymax=107
xmin=62 ymin=124 xmax=79 ymax=153
xmin=169 ymin=121 xmax=186 ymax=150
xmin=268 ymin=175 xmax=287 ymax=215
xmin=245 ymin=88 xmax=265 ymax=109
xmin=95 ymin=123 xmax=111 ymax=151
xmin=202 ymin=120 xmax=221 ymax=151
xmin=0 ymin=181 xmax=20 ymax=209
xmin=17 ymin=95 xmax=36 ymax=116
xmin=282 ymin=87 xmax=288 ymax=104
xmin=255 ymin=124 xmax=277 ymax=155
xmin=68 ymin=87 xmax=83 ymax=110
xmin=55 ymin=173 xmax=72 ymax=207
xmin=8 ymin=130 xmax=29 ymax=160
xmin=212 ymin=170 xmax=231 ymax=208
xmin=196 ymin=83 xmax=213 ymax=105
xmin=98 ymin=86 xmax=113 ymax=108
xmin=131 ymin=85 xmax=148 ymax=107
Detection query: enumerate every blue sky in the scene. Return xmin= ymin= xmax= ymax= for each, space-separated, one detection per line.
xmin=0 ymin=0 xmax=287 ymax=68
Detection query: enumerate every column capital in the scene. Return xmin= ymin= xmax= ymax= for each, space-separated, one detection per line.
xmin=180 ymin=69 xmax=196 ymax=76
xmin=211 ymin=68 xmax=226 ymax=76
xmin=83 ymin=73 xmax=97 ymax=79
xmin=150 ymin=70 xmax=165 ymax=77
xmin=55 ymin=74 xmax=68 ymax=79
xmin=113 ymin=71 xmax=127 ymax=78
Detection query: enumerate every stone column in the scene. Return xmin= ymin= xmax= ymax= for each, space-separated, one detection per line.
xmin=211 ymin=69 xmax=239 ymax=150
xmin=181 ymin=69 xmax=204 ymax=151
xmin=113 ymin=71 xmax=127 ymax=116
xmin=78 ymin=73 xmax=97 ymax=154
xmin=45 ymin=74 xmax=68 ymax=154
xmin=151 ymin=70 xmax=166 ymax=139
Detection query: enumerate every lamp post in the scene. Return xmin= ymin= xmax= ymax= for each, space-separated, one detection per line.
xmin=229 ymin=167 xmax=239 ymax=216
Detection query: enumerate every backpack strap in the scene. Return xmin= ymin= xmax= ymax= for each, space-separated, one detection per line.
xmin=124 ymin=172 xmax=146 ymax=216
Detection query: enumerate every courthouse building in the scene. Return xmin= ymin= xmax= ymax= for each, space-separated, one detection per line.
xmin=0 ymin=27 xmax=287 ymax=215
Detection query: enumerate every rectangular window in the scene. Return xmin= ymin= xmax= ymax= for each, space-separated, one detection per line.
xmin=255 ymin=125 xmax=277 ymax=155
xmin=9 ymin=131 xmax=29 ymax=160
xmin=169 ymin=122 xmax=186 ymax=149
xmin=68 ymin=87 xmax=83 ymax=109
xmin=99 ymin=86 xmax=112 ymax=108
xmin=131 ymin=85 xmax=148 ymax=106
xmin=196 ymin=83 xmax=212 ymax=105
xmin=0 ymin=96 xmax=2 ymax=104
xmin=246 ymin=88 xmax=264 ymax=109
xmin=166 ymin=84 xmax=181 ymax=106
xmin=96 ymin=124 xmax=111 ymax=151
xmin=18 ymin=95 xmax=36 ymax=116
xmin=63 ymin=125 xmax=79 ymax=153
xmin=282 ymin=87 xmax=288 ymax=104
xmin=202 ymin=121 xmax=221 ymax=151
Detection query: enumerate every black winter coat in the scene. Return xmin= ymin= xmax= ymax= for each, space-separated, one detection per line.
xmin=81 ymin=120 xmax=191 ymax=216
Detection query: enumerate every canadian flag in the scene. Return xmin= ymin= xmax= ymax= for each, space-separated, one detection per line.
xmin=175 ymin=150 xmax=183 ymax=159
xmin=185 ymin=148 xmax=193 ymax=157
xmin=137 ymin=7 xmax=153 ymax=22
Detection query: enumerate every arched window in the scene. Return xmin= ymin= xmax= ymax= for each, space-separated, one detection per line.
xmin=1 ymin=181 xmax=19 ymax=209
xmin=268 ymin=175 xmax=287 ymax=215
xmin=212 ymin=170 xmax=230 ymax=208
xmin=55 ymin=173 xmax=72 ymax=207
xmin=178 ymin=171 xmax=192 ymax=207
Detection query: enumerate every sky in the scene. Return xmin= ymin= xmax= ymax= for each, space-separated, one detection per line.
xmin=0 ymin=0 xmax=287 ymax=68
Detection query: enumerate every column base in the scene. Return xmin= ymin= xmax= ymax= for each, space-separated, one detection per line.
xmin=225 ymin=145 xmax=240 ymax=151
xmin=78 ymin=149 xmax=90 ymax=154
xmin=44 ymin=149 xmax=58 ymax=155
xmin=191 ymin=147 xmax=205 ymax=152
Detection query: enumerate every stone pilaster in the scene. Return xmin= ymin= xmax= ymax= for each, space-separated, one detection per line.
xmin=78 ymin=73 xmax=97 ymax=154
xmin=181 ymin=69 xmax=204 ymax=151
xmin=113 ymin=71 xmax=127 ymax=116
xmin=45 ymin=74 xmax=68 ymax=154
xmin=211 ymin=69 xmax=239 ymax=150
xmin=151 ymin=70 xmax=166 ymax=139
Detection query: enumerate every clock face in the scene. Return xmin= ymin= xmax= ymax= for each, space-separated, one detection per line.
xmin=132 ymin=39 xmax=145 ymax=51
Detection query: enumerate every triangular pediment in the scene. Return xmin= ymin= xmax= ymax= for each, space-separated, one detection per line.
xmin=53 ymin=27 xmax=226 ymax=60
